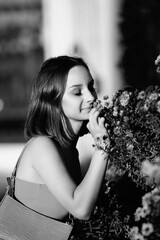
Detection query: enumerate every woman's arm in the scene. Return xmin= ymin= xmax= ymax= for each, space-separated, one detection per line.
xmin=73 ymin=148 xmax=107 ymax=219
xmin=32 ymin=109 xmax=109 ymax=220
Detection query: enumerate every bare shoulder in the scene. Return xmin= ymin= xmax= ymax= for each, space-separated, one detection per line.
xmin=31 ymin=136 xmax=57 ymax=149
xmin=27 ymin=136 xmax=64 ymax=181
xmin=16 ymin=136 xmax=59 ymax=181
xmin=30 ymin=136 xmax=60 ymax=159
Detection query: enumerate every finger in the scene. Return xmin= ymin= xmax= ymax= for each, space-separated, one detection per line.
xmin=93 ymin=110 xmax=100 ymax=122
xmin=98 ymin=117 xmax=108 ymax=136
xmin=98 ymin=117 xmax=105 ymax=128
xmin=89 ymin=107 xmax=97 ymax=114
xmin=86 ymin=122 xmax=90 ymax=131
xmin=89 ymin=109 xmax=100 ymax=126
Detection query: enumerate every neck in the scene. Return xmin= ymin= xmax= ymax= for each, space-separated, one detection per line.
xmin=69 ymin=118 xmax=84 ymax=135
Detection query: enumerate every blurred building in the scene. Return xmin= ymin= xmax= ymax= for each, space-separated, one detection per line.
xmin=0 ymin=0 xmax=123 ymax=199
xmin=0 ymin=0 xmax=43 ymax=199
xmin=0 ymin=0 xmax=44 ymax=143
xmin=42 ymin=0 xmax=123 ymax=98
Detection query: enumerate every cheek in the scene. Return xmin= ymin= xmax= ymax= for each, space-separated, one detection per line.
xmin=62 ymin=96 xmax=81 ymax=110
xmin=62 ymin=97 xmax=78 ymax=116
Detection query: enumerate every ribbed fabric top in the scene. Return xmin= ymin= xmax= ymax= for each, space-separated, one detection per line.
xmin=15 ymin=178 xmax=69 ymax=221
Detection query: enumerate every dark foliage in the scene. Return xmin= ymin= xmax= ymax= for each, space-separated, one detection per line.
xmin=119 ymin=0 xmax=160 ymax=89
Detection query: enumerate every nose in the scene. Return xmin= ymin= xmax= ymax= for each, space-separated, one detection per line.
xmin=85 ymin=89 xmax=97 ymax=103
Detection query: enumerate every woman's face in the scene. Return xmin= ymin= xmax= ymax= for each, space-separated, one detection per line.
xmin=62 ymin=66 xmax=97 ymax=133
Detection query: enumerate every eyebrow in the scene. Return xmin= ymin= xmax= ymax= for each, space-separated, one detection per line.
xmin=69 ymin=79 xmax=94 ymax=89
xmin=69 ymin=84 xmax=82 ymax=89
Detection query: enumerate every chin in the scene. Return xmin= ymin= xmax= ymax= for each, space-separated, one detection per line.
xmin=82 ymin=117 xmax=89 ymax=121
xmin=82 ymin=113 xmax=89 ymax=120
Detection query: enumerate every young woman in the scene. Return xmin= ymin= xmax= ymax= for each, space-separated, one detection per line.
xmin=14 ymin=56 xmax=109 ymax=233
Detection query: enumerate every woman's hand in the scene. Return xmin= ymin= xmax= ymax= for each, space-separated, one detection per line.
xmin=87 ymin=108 xmax=110 ymax=153
xmin=87 ymin=108 xmax=108 ymax=139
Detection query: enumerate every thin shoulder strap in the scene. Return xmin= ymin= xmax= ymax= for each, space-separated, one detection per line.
xmin=7 ymin=138 xmax=34 ymax=197
xmin=11 ymin=138 xmax=34 ymax=178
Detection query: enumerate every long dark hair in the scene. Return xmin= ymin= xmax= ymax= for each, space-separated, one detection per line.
xmin=24 ymin=55 xmax=90 ymax=147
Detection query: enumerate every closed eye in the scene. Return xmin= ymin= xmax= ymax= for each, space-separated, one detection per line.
xmin=73 ymin=90 xmax=82 ymax=96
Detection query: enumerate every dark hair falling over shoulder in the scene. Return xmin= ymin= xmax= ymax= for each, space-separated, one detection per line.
xmin=24 ymin=55 xmax=89 ymax=148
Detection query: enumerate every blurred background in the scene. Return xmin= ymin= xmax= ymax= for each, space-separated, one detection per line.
xmin=0 ymin=0 xmax=160 ymax=199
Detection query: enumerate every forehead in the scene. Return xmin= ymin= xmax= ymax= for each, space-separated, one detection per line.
xmin=66 ymin=66 xmax=92 ymax=88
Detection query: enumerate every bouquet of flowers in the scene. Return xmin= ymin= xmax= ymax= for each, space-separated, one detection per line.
xmin=94 ymin=84 xmax=160 ymax=189
xmin=70 ymin=85 xmax=160 ymax=240
xmin=69 ymin=55 xmax=160 ymax=240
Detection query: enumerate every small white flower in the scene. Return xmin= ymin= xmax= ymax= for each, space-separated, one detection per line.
xmin=142 ymin=192 xmax=152 ymax=206
xmin=135 ymin=207 xmax=143 ymax=221
xmin=135 ymin=234 xmax=145 ymax=240
xmin=130 ymin=226 xmax=139 ymax=236
xmin=156 ymin=100 xmax=160 ymax=112
xmin=141 ymin=205 xmax=151 ymax=218
xmin=141 ymin=222 xmax=154 ymax=236
xmin=126 ymin=143 xmax=134 ymax=151
xmin=130 ymin=227 xmax=145 ymax=240
xmin=113 ymin=111 xmax=118 ymax=116
xmin=143 ymin=104 xmax=149 ymax=111
xmin=141 ymin=160 xmax=156 ymax=176
xmin=155 ymin=55 xmax=160 ymax=65
xmin=120 ymin=91 xmax=130 ymax=106
xmin=137 ymin=91 xmax=146 ymax=100
xmin=120 ymin=110 xmax=123 ymax=116
xmin=148 ymin=92 xmax=158 ymax=101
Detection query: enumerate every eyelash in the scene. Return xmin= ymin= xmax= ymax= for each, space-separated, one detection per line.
xmin=74 ymin=92 xmax=82 ymax=96
xmin=73 ymin=85 xmax=96 ymax=96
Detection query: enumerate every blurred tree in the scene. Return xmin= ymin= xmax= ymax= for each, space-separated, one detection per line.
xmin=119 ymin=0 xmax=160 ymax=89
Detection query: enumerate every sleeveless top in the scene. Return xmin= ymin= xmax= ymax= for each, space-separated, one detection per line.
xmin=15 ymin=178 xmax=68 ymax=220
xmin=14 ymin=138 xmax=82 ymax=222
